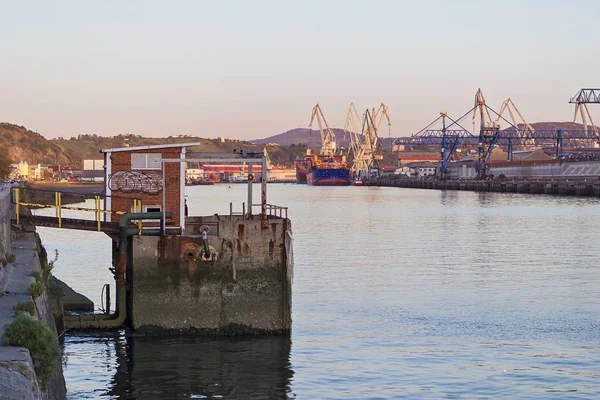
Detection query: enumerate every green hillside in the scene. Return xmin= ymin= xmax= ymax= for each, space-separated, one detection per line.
xmin=0 ymin=124 xmax=312 ymax=168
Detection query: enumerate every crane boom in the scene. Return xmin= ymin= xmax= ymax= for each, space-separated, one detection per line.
xmin=309 ymin=104 xmax=337 ymax=156
xmin=495 ymin=98 xmax=535 ymax=133
xmin=373 ymin=103 xmax=392 ymax=136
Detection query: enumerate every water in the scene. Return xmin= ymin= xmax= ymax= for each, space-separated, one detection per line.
xmin=34 ymin=185 xmax=600 ymax=399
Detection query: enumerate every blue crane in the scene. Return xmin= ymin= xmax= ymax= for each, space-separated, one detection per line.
xmin=393 ymin=89 xmax=600 ymax=178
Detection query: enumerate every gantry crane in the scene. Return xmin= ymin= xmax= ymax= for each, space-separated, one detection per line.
xmin=570 ymin=88 xmax=600 ymax=147
xmin=309 ymin=104 xmax=338 ymax=156
xmin=393 ymin=88 xmax=600 ymax=179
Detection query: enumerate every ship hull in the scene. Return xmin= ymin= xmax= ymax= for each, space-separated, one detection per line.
xmin=306 ymin=168 xmax=351 ymax=186
xmin=295 ymin=160 xmax=308 ymax=184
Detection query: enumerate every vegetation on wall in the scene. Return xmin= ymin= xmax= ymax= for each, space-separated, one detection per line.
xmin=0 ymin=145 xmax=12 ymax=178
xmin=2 ymin=314 xmax=60 ymax=390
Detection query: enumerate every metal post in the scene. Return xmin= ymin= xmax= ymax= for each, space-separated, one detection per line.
xmin=441 ymin=135 xmax=447 ymax=176
xmin=247 ymin=163 xmax=253 ymax=218
xmin=56 ymin=192 xmax=62 ymax=228
xmin=136 ymin=199 xmax=142 ymax=234
xmin=162 ymin=161 xmax=166 ymax=235
xmin=556 ymin=129 xmax=563 ymax=157
xmin=96 ymin=195 xmax=101 ymax=231
xmin=508 ymin=138 xmax=513 ymax=162
xmin=15 ymin=188 xmax=20 ymax=224
xmin=261 ymin=155 xmax=267 ymax=228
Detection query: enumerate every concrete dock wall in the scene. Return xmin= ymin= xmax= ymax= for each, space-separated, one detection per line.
xmin=0 ymin=186 xmax=66 ymax=400
xmin=369 ymin=177 xmax=600 ymax=197
xmin=130 ymin=215 xmax=293 ymax=334
xmin=0 ymin=188 xmax=12 ymax=281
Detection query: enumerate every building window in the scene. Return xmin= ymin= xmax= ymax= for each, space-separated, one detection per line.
xmin=131 ymin=153 xmax=162 ymax=170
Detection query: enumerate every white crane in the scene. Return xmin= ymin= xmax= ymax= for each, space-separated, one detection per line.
xmin=309 ymin=104 xmax=337 ymax=156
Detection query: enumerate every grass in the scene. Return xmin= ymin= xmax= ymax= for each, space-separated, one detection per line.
xmin=7 ymin=253 xmax=16 ymax=264
xmin=15 ymin=301 xmax=35 ymax=316
xmin=2 ymin=314 xmax=59 ymax=390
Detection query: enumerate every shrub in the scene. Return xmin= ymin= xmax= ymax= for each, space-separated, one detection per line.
xmin=27 ymin=281 xmax=45 ymax=299
xmin=2 ymin=314 xmax=59 ymax=390
xmin=15 ymin=301 xmax=35 ymax=316
xmin=7 ymin=254 xmax=16 ymax=264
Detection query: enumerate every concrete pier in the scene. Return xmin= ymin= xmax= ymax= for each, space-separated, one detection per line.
xmin=368 ymin=177 xmax=600 ymax=198
xmin=129 ymin=215 xmax=293 ymax=334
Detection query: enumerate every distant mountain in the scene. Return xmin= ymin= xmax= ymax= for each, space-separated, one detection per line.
xmin=252 ymin=128 xmax=355 ymax=148
xmin=529 ymin=122 xmax=588 ymax=131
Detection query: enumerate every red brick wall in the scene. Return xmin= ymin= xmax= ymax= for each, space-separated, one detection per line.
xmin=109 ymin=148 xmax=181 ymax=227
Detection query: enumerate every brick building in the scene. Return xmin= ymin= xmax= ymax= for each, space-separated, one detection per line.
xmin=101 ymin=143 xmax=200 ymax=231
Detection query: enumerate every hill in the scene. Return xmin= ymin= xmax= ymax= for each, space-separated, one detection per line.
xmin=529 ymin=122 xmax=587 ymax=131
xmin=252 ymin=128 xmax=354 ymax=148
xmin=0 ymin=123 xmax=310 ymax=168
xmin=0 ymin=123 xmax=71 ymax=166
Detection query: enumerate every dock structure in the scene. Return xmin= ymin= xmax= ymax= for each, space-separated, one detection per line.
xmin=368 ymin=177 xmax=600 ymax=197
xmin=11 ymin=143 xmax=293 ymax=334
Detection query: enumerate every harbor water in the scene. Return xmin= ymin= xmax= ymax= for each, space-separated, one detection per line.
xmin=35 ymin=185 xmax=600 ymax=399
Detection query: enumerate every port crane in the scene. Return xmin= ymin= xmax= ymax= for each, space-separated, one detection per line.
xmin=342 ymin=103 xmax=391 ymax=178
xmin=393 ymin=88 xmax=600 ymax=178
xmin=309 ymin=104 xmax=338 ymax=156
xmin=570 ymin=88 xmax=600 ymax=147
xmin=361 ymin=108 xmax=385 ymax=175
xmin=372 ymin=103 xmax=392 ymax=142
xmin=343 ymin=103 xmax=368 ymax=177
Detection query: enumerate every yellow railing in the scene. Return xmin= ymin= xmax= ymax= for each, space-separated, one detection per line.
xmin=14 ymin=188 xmax=143 ymax=232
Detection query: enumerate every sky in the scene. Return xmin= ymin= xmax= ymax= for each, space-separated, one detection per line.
xmin=0 ymin=0 xmax=598 ymax=140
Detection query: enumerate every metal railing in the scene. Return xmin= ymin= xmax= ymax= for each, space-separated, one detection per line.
xmin=12 ymin=188 xmax=143 ymax=232
xmin=228 ymin=202 xmax=288 ymax=219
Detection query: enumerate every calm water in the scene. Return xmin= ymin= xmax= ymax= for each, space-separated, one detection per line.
xmin=35 ymin=185 xmax=600 ymax=399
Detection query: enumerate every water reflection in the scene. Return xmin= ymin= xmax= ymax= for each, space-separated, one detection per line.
xmin=65 ymin=332 xmax=293 ymax=399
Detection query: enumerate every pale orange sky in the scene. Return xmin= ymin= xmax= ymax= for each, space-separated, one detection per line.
xmin=0 ymin=1 xmax=597 ymax=140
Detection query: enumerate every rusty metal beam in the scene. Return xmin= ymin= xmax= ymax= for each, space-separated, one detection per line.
xmin=15 ymin=215 xmax=121 ymax=233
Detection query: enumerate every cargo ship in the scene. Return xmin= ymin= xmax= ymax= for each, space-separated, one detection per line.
xmin=296 ymin=103 xmax=352 ymax=186
xmin=305 ymin=154 xmax=351 ymax=186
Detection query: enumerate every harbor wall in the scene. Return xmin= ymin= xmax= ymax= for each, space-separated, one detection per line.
xmin=0 ymin=187 xmax=66 ymax=400
xmin=447 ymin=161 xmax=600 ymax=180
xmin=0 ymin=188 xmax=11 ymax=281
xmin=130 ymin=215 xmax=293 ymax=334
xmin=369 ymin=177 xmax=600 ymax=197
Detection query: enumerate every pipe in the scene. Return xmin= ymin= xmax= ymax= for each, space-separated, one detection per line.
xmin=64 ymin=280 xmax=127 ymax=329
xmin=64 ymin=211 xmax=172 ymax=330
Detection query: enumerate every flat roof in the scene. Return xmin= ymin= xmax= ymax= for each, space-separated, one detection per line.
xmin=100 ymin=142 xmax=201 ymax=153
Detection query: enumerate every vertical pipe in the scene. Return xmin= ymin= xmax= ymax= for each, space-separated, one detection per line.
xmin=105 ymin=284 xmax=111 ymax=315
xmin=247 ymin=163 xmax=253 ymax=218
